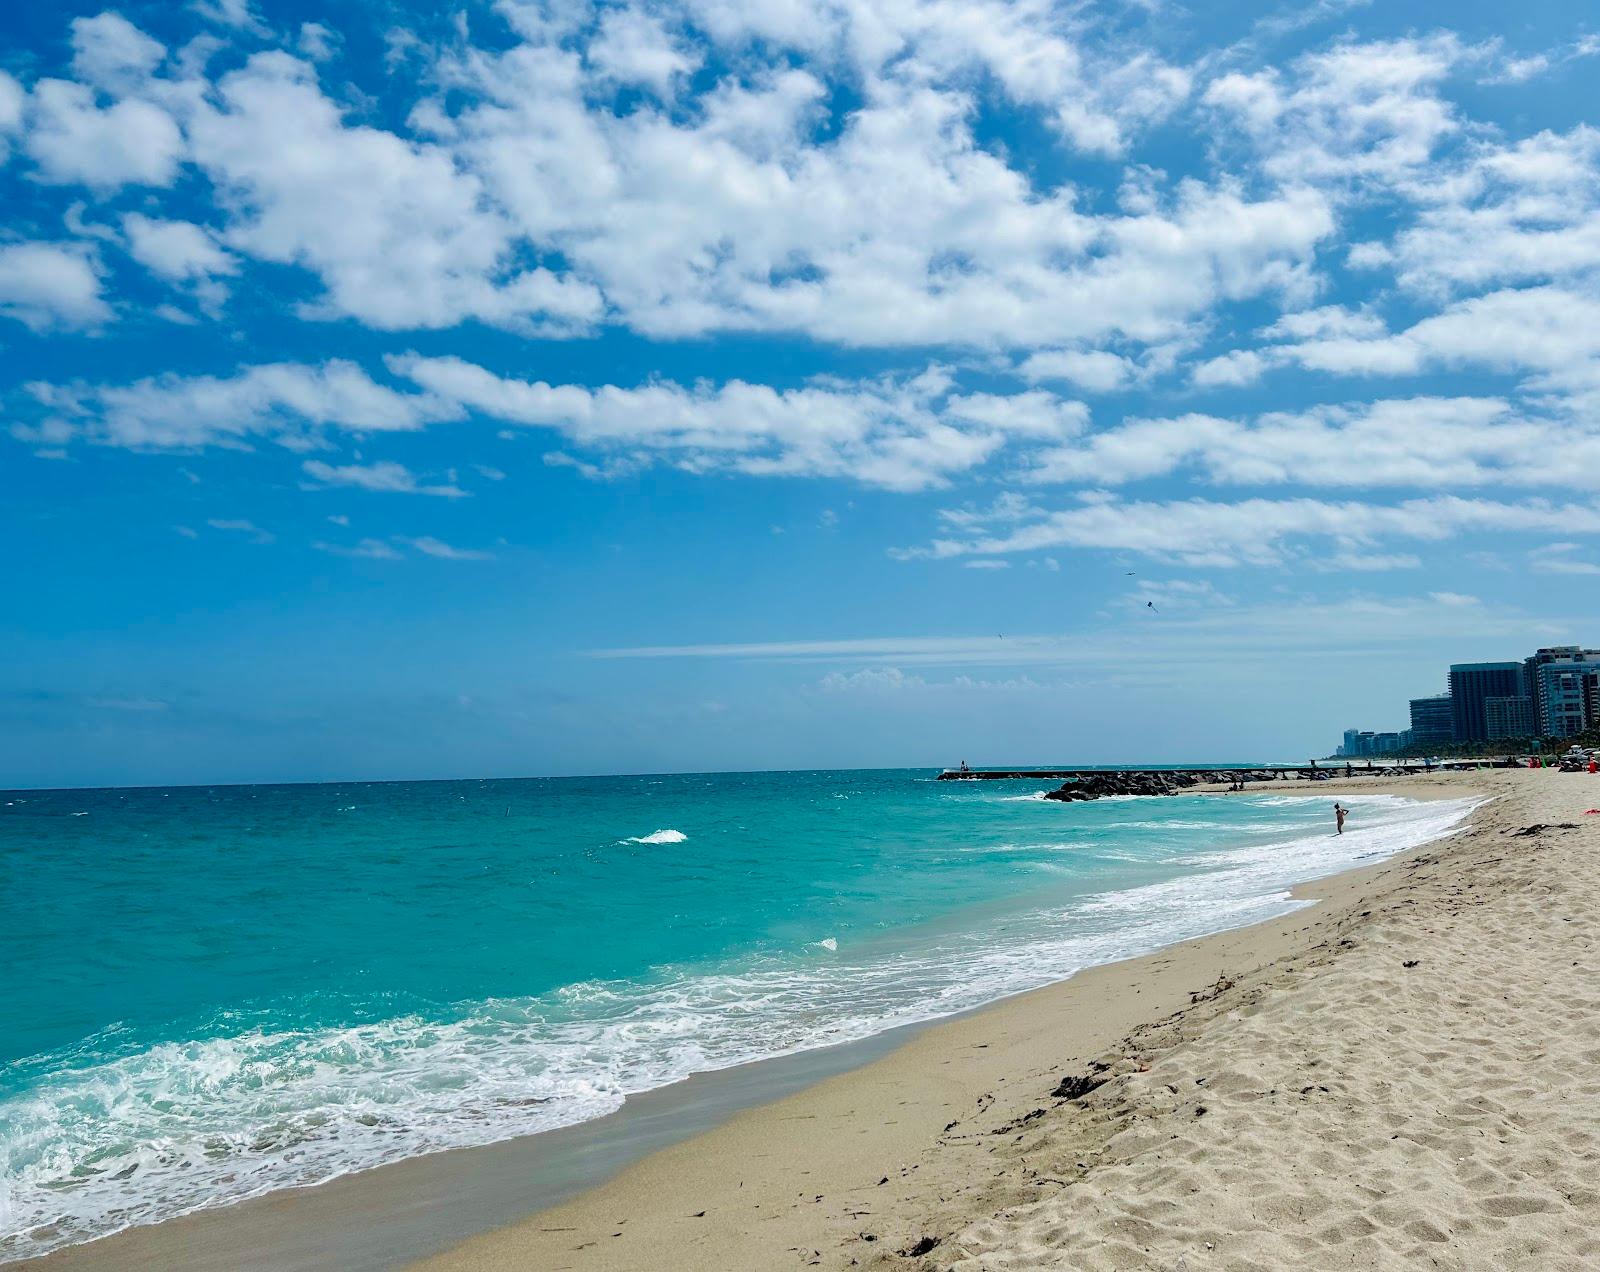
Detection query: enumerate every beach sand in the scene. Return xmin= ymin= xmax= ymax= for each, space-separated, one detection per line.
xmin=27 ymin=769 xmax=1600 ymax=1270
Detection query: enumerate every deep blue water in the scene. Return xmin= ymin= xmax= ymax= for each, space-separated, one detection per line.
xmin=0 ymin=770 xmax=1472 ymax=1260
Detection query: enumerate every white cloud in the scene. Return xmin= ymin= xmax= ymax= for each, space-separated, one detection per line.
xmin=1260 ymin=305 xmax=1386 ymax=341
xmin=1529 ymin=543 xmax=1600 ymax=576
xmin=1190 ymin=349 xmax=1268 ymax=387
xmin=1313 ymin=551 xmax=1421 ymax=572
xmin=1379 ymin=127 xmax=1600 ymax=295
xmin=207 ymin=516 xmax=273 ymax=543
xmin=917 ymin=493 xmax=1600 ymax=568
xmin=186 ymin=52 xmax=603 ymax=332
xmin=1204 ymin=36 xmax=1462 ymax=189
xmin=191 ymin=0 xmax=268 ymax=35
xmin=42 ymin=361 xmax=462 ymax=449
xmin=1275 ymin=287 xmax=1600 ymax=408
xmin=301 ymin=459 xmax=467 ymax=497
xmin=313 ymin=537 xmax=401 ymax=559
xmin=1022 ymin=396 xmax=1600 ymax=492
xmin=394 ymin=355 xmax=1086 ymax=490
xmin=588 ymin=9 xmax=699 ymax=94
xmin=122 ymin=214 xmax=238 ymax=311
xmin=1018 ymin=349 xmax=1136 ymax=392
xmin=0 ymin=242 xmax=110 ymax=331
xmin=430 ymin=33 xmax=1326 ymax=349
xmin=397 ymin=535 xmax=494 ymax=560
xmin=297 ymin=22 xmax=340 ymax=62
xmin=25 ymin=79 xmax=183 ymax=188
xmin=818 ymin=667 xmax=929 ymax=692
xmin=70 ymin=13 xmax=166 ymax=91
xmin=0 ymin=3 xmax=1322 ymax=354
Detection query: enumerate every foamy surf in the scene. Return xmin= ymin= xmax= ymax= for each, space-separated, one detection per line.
xmin=623 ymin=828 xmax=687 ymax=844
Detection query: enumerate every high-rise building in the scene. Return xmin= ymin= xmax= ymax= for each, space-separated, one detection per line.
xmin=1408 ymin=694 xmax=1453 ymax=746
xmin=1449 ymin=662 xmax=1525 ymax=743
xmin=1485 ymin=695 xmax=1535 ymax=740
xmin=1338 ymin=729 xmax=1379 ymax=757
xmin=1523 ymin=647 xmax=1600 ymax=737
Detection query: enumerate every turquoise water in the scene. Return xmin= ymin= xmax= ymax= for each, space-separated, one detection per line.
xmin=0 ymin=771 xmax=1473 ymax=1260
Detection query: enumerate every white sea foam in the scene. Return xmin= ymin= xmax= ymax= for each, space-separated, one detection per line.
xmin=816 ymin=937 xmax=839 ymax=951
xmin=623 ymin=829 xmax=687 ymax=844
xmin=0 ymin=794 xmax=1478 ymax=1263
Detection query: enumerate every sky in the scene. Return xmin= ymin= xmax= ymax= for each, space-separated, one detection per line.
xmin=4 ymin=0 xmax=1600 ymax=787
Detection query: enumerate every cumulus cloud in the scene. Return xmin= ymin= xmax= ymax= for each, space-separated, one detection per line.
xmin=418 ymin=24 xmax=1323 ymax=349
xmin=122 ymin=214 xmax=238 ymax=311
xmin=0 ymin=242 xmax=110 ymax=330
xmin=186 ymin=52 xmax=603 ymax=332
xmin=25 ymin=79 xmax=183 ymax=188
xmin=35 ymin=361 xmax=462 ymax=449
xmin=69 ymin=12 xmax=167 ymax=91
xmin=1204 ymin=36 xmax=1463 ymax=189
xmin=588 ymin=9 xmax=699 ymax=94
xmin=191 ymin=0 xmax=268 ymax=35
xmin=1380 ymin=127 xmax=1600 ymax=295
xmin=1018 ymin=349 xmax=1138 ymax=393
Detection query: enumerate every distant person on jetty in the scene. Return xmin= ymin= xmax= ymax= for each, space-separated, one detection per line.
xmin=1334 ymin=802 xmax=1347 ymax=835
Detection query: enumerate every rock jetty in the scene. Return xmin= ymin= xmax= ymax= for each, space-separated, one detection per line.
xmin=1044 ymin=769 xmax=1282 ymax=802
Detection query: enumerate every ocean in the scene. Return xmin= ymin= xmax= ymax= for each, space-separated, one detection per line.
xmin=0 ymin=770 xmax=1474 ymax=1261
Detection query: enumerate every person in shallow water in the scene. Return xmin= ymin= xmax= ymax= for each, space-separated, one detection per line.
xmin=1334 ymin=802 xmax=1347 ymax=835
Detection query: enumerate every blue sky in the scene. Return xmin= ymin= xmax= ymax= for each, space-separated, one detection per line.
xmin=4 ymin=0 xmax=1600 ymax=787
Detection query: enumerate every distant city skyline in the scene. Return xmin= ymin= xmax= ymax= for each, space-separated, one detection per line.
xmin=5 ymin=1 xmax=1600 ymax=787
xmin=1337 ymin=646 xmax=1600 ymax=757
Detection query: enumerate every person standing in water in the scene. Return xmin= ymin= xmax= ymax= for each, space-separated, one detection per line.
xmin=1334 ymin=802 xmax=1347 ymax=835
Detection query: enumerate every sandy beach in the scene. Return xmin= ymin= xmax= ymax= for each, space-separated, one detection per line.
xmin=26 ymin=768 xmax=1600 ymax=1271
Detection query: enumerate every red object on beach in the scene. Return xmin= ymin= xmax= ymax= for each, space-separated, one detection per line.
xmin=1586 ymin=809 xmax=1600 ymax=815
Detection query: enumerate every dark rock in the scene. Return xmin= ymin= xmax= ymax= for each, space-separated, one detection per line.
xmin=1052 ymin=1072 xmax=1109 ymax=1100
xmin=901 ymin=1236 xmax=942 ymax=1257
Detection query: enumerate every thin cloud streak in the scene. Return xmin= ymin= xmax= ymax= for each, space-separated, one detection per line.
xmin=589 ymin=595 xmax=1582 ymax=668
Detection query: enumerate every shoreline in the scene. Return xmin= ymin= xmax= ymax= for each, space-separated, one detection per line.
xmin=17 ymin=777 xmax=1483 ymax=1272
